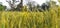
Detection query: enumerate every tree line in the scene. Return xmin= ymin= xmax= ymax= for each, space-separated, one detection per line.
xmin=0 ymin=0 xmax=60 ymax=11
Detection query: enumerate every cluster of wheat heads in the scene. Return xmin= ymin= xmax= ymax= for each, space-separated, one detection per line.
xmin=0 ymin=7 xmax=59 ymax=28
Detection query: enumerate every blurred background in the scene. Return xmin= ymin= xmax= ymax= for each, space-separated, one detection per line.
xmin=0 ymin=0 xmax=60 ymax=11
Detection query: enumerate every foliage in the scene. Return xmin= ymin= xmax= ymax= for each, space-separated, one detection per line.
xmin=6 ymin=0 xmax=23 ymax=10
xmin=0 ymin=6 xmax=59 ymax=28
xmin=0 ymin=4 xmax=6 ymax=11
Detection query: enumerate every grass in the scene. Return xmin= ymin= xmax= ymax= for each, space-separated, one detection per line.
xmin=0 ymin=7 xmax=59 ymax=28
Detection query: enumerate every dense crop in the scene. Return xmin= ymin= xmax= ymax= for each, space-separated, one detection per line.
xmin=0 ymin=7 xmax=60 ymax=28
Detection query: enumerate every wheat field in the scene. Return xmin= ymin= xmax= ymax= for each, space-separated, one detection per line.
xmin=0 ymin=7 xmax=60 ymax=28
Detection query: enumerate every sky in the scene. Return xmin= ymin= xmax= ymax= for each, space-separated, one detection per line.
xmin=0 ymin=0 xmax=59 ymax=8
